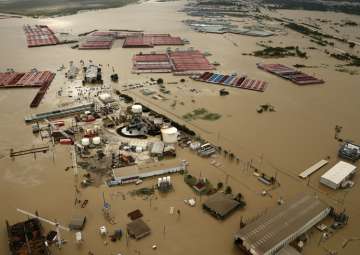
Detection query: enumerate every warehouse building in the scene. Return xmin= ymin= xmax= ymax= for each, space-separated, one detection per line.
xmin=320 ymin=161 xmax=356 ymax=190
xmin=234 ymin=194 xmax=331 ymax=255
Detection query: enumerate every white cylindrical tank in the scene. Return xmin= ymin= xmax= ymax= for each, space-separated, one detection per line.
xmin=92 ymin=136 xmax=101 ymax=145
xmin=161 ymin=127 xmax=178 ymax=144
xmin=135 ymin=146 xmax=143 ymax=153
xmin=158 ymin=178 xmax=162 ymax=186
xmin=132 ymin=104 xmax=142 ymax=114
xmin=81 ymin=138 xmax=90 ymax=146
xmin=162 ymin=177 xmax=167 ymax=183
xmin=99 ymin=93 xmax=111 ymax=101
xmin=166 ymin=176 xmax=171 ymax=183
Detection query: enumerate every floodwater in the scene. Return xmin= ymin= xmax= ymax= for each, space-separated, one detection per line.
xmin=1 ymin=0 xmax=360 ymax=254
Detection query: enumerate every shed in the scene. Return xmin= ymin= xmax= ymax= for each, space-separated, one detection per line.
xmin=320 ymin=161 xmax=356 ymax=189
xmin=127 ymin=219 xmax=151 ymax=240
xmin=202 ymin=193 xmax=241 ymax=220
xmin=150 ymin=141 xmax=164 ymax=156
xmin=69 ymin=215 xmax=86 ymax=230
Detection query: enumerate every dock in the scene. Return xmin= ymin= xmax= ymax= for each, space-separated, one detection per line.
xmin=10 ymin=145 xmax=49 ymax=158
xmin=299 ymin=159 xmax=329 ymax=179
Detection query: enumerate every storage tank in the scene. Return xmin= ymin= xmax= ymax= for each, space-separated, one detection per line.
xmin=162 ymin=177 xmax=167 ymax=183
xmin=99 ymin=93 xmax=111 ymax=102
xmin=92 ymin=136 xmax=101 ymax=145
xmin=131 ymin=104 xmax=142 ymax=114
xmin=81 ymin=138 xmax=90 ymax=146
xmin=161 ymin=127 xmax=178 ymax=144
xmin=166 ymin=176 xmax=171 ymax=184
xmin=158 ymin=178 xmax=162 ymax=187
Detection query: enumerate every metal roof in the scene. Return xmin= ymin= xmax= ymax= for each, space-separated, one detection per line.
xmin=321 ymin=161 xmax=356 ymax=186
xmin=235 ymin=194 xmax=330 ymax=255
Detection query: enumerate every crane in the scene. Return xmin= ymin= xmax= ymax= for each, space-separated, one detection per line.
xmin=17 ymin=208 xmax=70 ymax=248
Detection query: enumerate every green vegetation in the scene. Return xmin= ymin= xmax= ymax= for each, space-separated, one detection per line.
xmin=263 ymin=0 xmax=360 ymax=16
xmin=183 ymin=108 xmax=221 ymax=121
xmin=129 ymin=187 xmax=155 ymax=197
xmin=0 ymin=0 xmax=138 ymax=17
xmin=329 ymin=53 xmax=360 ymax=66
xmin=285 ymin=22 xmax=347 ymax=47
xmin=252 ymin=45 xmax=307 ymax=58
xmin=184 ymin=174 xmax=216 ymax=195
xmin=225 ymin=186 xmax=232 ymax=194
xmin=335 ymin=68 xmax=359 ymax=75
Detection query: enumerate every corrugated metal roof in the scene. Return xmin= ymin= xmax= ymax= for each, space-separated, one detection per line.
xmin=321 ymin=161 xmax=356 ymax=185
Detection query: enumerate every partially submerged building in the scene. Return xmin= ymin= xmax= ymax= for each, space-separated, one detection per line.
xmin=203 ymin=192 xmax=242 ymax=220
xmin=338 ymin=142 xmax=360 ymax=162
xmin=108 ymin=160 xmax=187 ymax=186
xmin=84 ymin=64 xmax=102 ymax=84
xmin=320 ymin=161 xmax=356 ymax=190
xmin=6 ymin=218 xmax=49 ymax=255
xmin=127 ymin=219 xmax=151 ymax=240
xmin=234 ymin=194 xmax=331 ymax=255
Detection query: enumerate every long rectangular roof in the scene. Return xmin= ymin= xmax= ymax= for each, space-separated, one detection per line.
xmin=235 ymin=194 xmax=329 ymax=255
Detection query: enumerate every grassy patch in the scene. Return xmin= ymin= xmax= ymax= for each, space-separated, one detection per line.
xmin=183 ymin=108 xmax=221 ymax=121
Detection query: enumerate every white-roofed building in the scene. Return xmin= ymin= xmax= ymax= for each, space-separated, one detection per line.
xmin=320 ymin=161 xmax=356 ymax=190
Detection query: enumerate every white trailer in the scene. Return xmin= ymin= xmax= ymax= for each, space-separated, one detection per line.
xmin=320 ymin=161 xmax=356 ymax=189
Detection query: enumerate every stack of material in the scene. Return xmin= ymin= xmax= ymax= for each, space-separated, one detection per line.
xmin=132 ymin=53 xmax=173 ymax=73
xmin=257 ymin=63 xmax=324 ymax=85
xmin=195 ymin=72 xmax=267 ymax=92
xmin=79 ymin=32 xmax=115 ymax=49
xmin=132 ymin=50 xmax=214 ymax=74
xmin=0 ymin=71 xmax=55 ymax=89
xmin=23 ymin=25 xmax=59 ymax=47
xmin=169 ymin=50 xmax=214 ymax=73
xmin=123 ymin=34 xmax=184 ymax=48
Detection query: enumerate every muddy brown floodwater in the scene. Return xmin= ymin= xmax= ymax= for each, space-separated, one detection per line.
xmin=1 ymin=0 xmax=360 ymax=255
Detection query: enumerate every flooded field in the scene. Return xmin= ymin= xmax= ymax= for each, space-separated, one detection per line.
xmin=0 ymin=0 xmax=360 ymax=254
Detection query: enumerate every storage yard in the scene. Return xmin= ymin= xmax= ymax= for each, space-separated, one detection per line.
xmin=132 ymin=50 xmax=215 ymax=74
xmin=257 ymin=63 xmax=324 ymax=85
xmin=193 ymin=72 xmax=267 ymax=92
xmin=123 ymin=34 xmax=184 ymax=48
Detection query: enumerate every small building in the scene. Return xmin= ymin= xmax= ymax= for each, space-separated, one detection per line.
xmin=150 ymin=141 xmax=165 ymax=156
xmin=84 ymin=64 xmax=101 ymax=83
xmin=234 ymin=194 xmax=331 ymax=255
xmin=203 ymin=192 xmax=241 ymax=220
xmin=338 ymin=142 xmax=360 ymax=162
xmin=109 ymin=160 xmax=187 ymax=186
xmin=69 ymin=215 xmax=86 ymax=230
xmin=127 ymin=219 xmax=151 ymax=240
xmin=320 ymin=161 xmax=356 ymax=190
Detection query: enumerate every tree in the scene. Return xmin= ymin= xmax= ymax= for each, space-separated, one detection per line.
xmin=217 ymin=182 xmax=223 ymax=190
xmin=225 ymin=186 xmax=232 ymax=194
xmin=157 ymin=78 xmax=164 ymax=84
